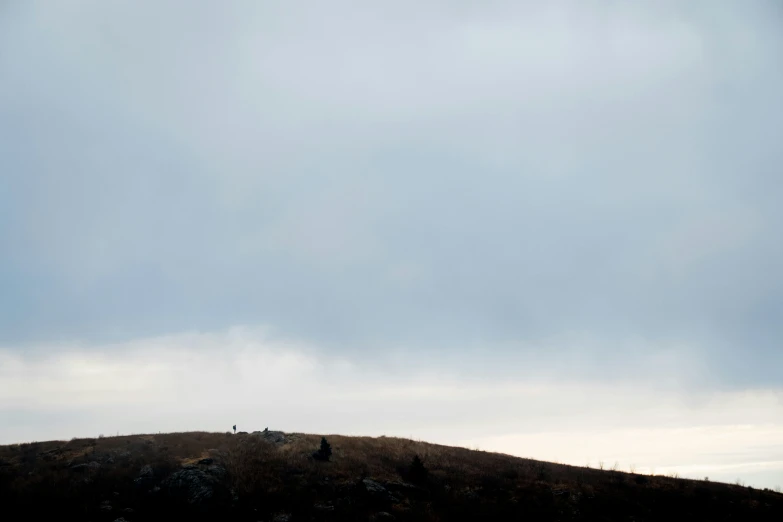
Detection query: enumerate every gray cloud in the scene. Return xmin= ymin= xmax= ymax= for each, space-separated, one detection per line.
xmin=1 ymin=1 xmax=782 ymax=388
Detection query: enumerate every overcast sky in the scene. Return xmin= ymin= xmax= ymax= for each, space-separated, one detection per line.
xmin=1 ymin=1 xmax=782 ymax=489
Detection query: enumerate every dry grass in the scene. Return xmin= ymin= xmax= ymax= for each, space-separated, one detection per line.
xmin=2 ymin=431 xmax=783 ymax=521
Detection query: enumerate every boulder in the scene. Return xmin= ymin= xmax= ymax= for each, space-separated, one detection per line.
xmin=385 ymin=480 xmax=428 ymax=499
xmin=252 ymin=429 xmax=288 ymax=444
xmin=134 ymin=464 xmax=155 ymax=488
xmin=68 ymin=461 xmax=99 ymax=472
xmin=314 ymin=502 xmax=335 ymax=512
xmin=362 ymin=479 xmax=399 ymax=505
xmin=161 ymin=465 xmax=230 ymax=507
xmin=40 ymin=448 xmax=63 ymax=461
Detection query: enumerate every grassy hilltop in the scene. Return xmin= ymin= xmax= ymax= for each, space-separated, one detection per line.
xmin=1 ymin=430 xmax=781 ymax=521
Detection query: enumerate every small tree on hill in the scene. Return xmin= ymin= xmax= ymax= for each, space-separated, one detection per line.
xmin=313 ymin=437 xmax=332 ymax=461
xmin=409 ymin=454 xmax=428 ymax=483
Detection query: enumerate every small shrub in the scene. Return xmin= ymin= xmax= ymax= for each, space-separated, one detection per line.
xmin=635 ymin=475 xmax=649 ymax=485
xmin=501 ymin=467 xmax=519 ymax=481
xmin=313 ymin=437 xmax=332 ymax=462
xmin=535 ymin=463 xmax=550 ymax=481
xmin=409 ymin=454 xmax=428 ymax=483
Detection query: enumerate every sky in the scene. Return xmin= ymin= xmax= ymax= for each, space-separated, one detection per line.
xmin=1 ymin=0 xmax=782 ymax=489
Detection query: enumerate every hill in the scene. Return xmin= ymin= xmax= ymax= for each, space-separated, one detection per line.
xmin=1 ymin=430 xmax=781 ymax=521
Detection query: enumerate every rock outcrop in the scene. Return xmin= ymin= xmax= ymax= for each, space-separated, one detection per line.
xmin=161 ymin=464 xmax=231 ymax=507
xmin=361 ymin=478 xmax=400 ymax=505
xmin=252 ymin=428 xmax=288 ymax=444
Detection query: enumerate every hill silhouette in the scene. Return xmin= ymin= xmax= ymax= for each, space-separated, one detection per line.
xmin=1 ymin=431 xmax=781 ymax=521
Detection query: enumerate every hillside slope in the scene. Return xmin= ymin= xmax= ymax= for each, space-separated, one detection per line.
xmin=1 ymin=430 xmax=781 ymax=521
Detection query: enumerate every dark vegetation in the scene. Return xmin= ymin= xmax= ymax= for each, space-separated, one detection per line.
xmin=312 ymin=437 xmax=332 ymax=462
xmin=1 ymin=431 xmax=782 ymax=521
